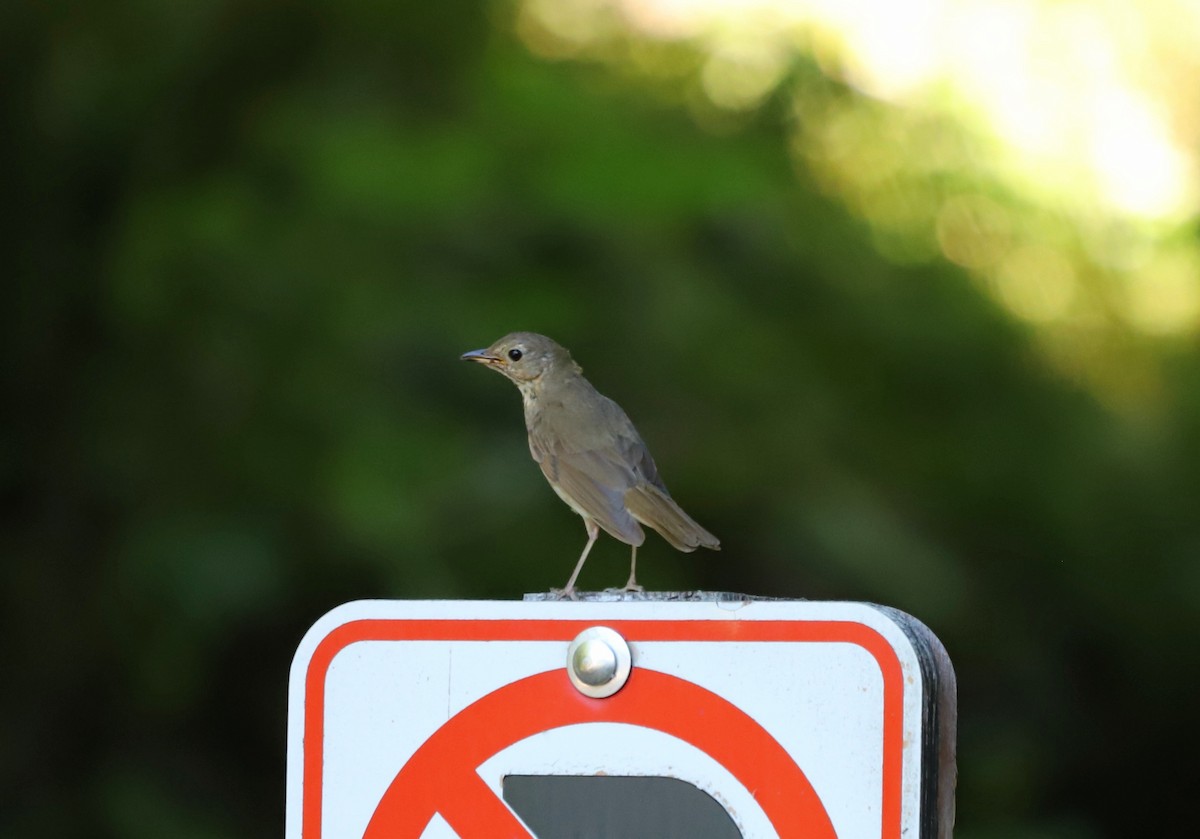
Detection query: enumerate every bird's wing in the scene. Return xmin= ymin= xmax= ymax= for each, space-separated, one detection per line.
xmin=528 ymin=430 xmax=646 ymax=547
xmin=562 ymin=385 xmax=666 ymax=487
xmin=567 ymin=387 xmax=716 ymax=551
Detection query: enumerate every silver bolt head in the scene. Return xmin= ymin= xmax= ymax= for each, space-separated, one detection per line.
xmin=572 ymin=639 xmax=618 ymax=686
xmin=566 ymin=626 xmax=632 ymax=698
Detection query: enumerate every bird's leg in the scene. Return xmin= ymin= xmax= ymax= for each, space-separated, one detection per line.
xmin=621 ymin=545 xmax=644 ymax=592
xmin=561 ymin=519 xmax=600 ymax=599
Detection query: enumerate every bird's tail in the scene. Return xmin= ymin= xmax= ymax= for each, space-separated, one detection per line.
xmin=625 ymin=483 xmax=720 ymax=552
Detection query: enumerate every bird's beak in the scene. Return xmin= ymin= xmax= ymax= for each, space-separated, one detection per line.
xmin=460 ymin=348 xmax=501 ymax=365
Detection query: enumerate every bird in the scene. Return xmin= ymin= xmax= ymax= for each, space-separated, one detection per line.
xmin=461 ymin=332 xmax=720 ymax=596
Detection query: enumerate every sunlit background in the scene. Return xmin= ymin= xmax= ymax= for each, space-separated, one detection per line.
xmin=520 ymin=0 xmax=1200 ymax=402
xmin=3 ymin=0 xmax=1199 ymax=837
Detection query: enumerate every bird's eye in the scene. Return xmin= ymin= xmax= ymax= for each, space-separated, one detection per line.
xmin=507 ymin=348 xmax=523 ymax=361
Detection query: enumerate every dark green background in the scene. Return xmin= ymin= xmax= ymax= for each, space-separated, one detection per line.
xmin=4 ymin=2 xmax=1198 ymax=837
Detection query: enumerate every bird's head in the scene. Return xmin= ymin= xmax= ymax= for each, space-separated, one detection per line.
xmin=460 ymin=332 xmax=576 ymax=385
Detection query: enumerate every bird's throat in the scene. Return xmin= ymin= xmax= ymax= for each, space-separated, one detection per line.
xmin=517 ymin=380 xmax=540 ymax=419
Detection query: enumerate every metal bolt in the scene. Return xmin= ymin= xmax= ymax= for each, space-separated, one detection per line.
xmin=566 ymin=626 xmax=632 ymax=698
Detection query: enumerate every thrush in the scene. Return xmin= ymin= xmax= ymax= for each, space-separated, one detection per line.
xmin=461 ymin=332 xmax=720 ymax=596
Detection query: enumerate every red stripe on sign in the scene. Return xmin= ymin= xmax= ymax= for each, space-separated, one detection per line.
xmin=302 ymin=619 xmax=905 ymax=838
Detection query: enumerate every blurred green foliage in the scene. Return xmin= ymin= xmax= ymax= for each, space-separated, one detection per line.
xmin=3 ymin=2 xmax=1199 ymax=838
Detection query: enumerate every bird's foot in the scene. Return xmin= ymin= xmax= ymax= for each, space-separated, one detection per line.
xmin=620 ymin=578 xmax=644 ymax=593
xmin=549 ymin=586 xmax=580 ymax=601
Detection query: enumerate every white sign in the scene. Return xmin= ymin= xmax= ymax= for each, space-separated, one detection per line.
xmin=286 ymin=598 xmax=956 ymax=838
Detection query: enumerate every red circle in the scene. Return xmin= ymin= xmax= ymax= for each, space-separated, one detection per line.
xmin=363 ymin=667 xmax=838 ymax=838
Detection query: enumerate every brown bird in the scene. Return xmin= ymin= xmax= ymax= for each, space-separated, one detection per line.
xmin=461 ymin=332 xmax=720 ymax=596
